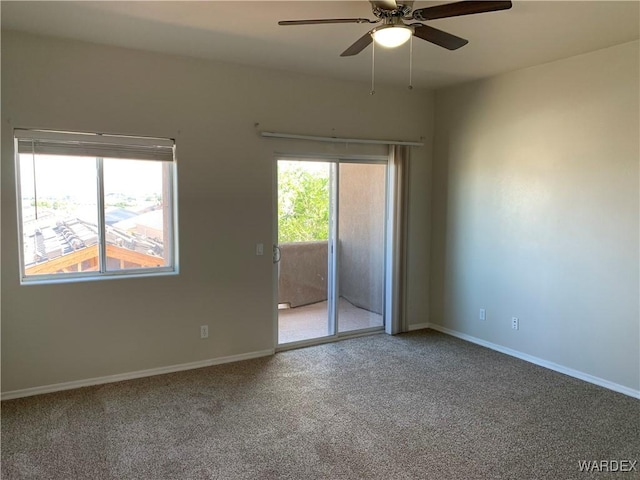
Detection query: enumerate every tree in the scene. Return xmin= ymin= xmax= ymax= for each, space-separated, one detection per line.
xmin=278 ymin=164 xmax=329 ymax=243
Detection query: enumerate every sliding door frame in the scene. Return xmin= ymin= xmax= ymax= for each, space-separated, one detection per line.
xmin=273 ymin=153 xmax=390 ymax=351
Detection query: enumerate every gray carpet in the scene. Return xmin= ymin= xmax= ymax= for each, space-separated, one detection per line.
xmin=2 ymin=330 xmax=639 ymax=479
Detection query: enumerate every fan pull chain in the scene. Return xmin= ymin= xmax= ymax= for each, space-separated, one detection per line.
xmin=408 ymin=35 xmax=413 ymax=90
xmin=370 ymin=38 xmax=375 ymax=95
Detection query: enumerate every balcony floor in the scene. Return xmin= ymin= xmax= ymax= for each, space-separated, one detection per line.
xmin=278 ymin=297 xmax=383 ymax=345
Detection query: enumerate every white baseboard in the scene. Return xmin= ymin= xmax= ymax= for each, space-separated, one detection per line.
xmin=5 ymin=328 xmax=638 ymax=401
xmin=1 ymin=349 xmax=275 ymax=401
xmin=427 ymin=323 xmax=640 ymax=400
xmin=407 ymin=322 xmax=430 ymax=332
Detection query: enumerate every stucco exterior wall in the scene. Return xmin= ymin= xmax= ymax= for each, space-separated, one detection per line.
xmin=277 ymin=241 xmax=327 ymax=308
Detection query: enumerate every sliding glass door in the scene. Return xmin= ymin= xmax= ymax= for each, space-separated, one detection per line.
xmin=276 ymin=160 xmax=332 ymax=344
xmin=337 ymin=162 xmax=386 ymax=333
xmin=276 ymin=158 xmax=387 ymax=346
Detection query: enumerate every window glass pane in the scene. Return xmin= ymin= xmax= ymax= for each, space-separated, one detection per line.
xmin=103 ymin=158 xmax=171 ymax=271
xmin=338 ymin=163 xmax=386 ymax=333
xmin=277 ymin=160 xmax=332 ymax=344
xmin=16 ymin=130 xmax=176 ymax=283
xmin=19 ymin=154 xmax=99 ymax=276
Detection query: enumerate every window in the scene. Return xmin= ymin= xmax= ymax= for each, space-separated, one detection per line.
xmin=15 ymin=129 xmax=178 ymax=283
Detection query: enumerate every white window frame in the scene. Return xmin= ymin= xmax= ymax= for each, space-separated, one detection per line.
xmin=14 ymin=129 xmax=179 ymax=284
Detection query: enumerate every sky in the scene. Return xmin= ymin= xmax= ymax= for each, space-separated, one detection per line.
xmin=19 ymin=154 xmax=164 ymax=202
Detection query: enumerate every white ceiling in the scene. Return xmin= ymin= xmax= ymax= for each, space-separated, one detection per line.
xmin=2 ymin=1 xmax=638 ymax=89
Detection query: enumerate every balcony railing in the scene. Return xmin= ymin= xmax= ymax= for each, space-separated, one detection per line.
xmin=277 ymin=241 xmax=328 ymax=308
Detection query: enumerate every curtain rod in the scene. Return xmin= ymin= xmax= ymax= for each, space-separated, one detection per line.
xmin=260 ymin=131 xmax=424 ymax=147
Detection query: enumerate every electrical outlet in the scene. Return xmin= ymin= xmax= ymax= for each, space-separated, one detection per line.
xmin=511 ymin=317 xmax=519 ymax=330
xmin=479 ymin=308 xmax=486 ymax=321
xmin=200 ymin=325 xmax=209 ymax=338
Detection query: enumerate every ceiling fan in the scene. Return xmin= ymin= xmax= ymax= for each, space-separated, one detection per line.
xmin=279 ymin=0 xmax=513 ymax=56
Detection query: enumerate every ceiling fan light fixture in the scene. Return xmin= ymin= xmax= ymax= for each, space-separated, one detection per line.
xmin=372 ymin=25 xmax=413 ymax=48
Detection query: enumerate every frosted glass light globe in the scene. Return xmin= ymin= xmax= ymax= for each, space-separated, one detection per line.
xmin=372 ymin=26 xmax=412 ymax=48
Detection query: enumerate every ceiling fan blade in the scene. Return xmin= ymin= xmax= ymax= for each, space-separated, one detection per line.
xmin=279 ymin=18 xmax=376 ymax=26
xmin=370 ymin=0 xmax=398 ymax=10
xmin=413 ymin=24 xmax=468 ymax=50
xmin=412 ymin=1 xmax=512 ymax=21
xmin=340 ymin=31 xmax=374 ymax=57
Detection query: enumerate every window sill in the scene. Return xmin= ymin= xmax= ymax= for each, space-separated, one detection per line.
xmin=20 ymin=268 xmax=179 ymax=286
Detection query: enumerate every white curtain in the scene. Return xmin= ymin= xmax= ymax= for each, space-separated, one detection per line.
xmin=385 ymin=145 xmax=409 ymax=334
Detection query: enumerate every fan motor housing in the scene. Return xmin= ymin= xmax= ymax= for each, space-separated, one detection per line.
xmin=372 ymin=3 xmax=413 ymax=19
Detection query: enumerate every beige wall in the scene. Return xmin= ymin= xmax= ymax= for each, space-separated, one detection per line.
xmin=431 ymin=41 xmax=640 ymax=391
xmin=9 ymin=29 xmax=635 ymax=396
xmin=0 ymin=30 xmax=434 ymax=393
